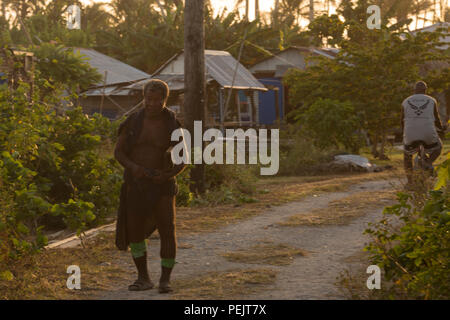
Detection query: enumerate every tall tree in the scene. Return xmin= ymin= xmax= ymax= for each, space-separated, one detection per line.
xmin=246 ymin=0 xmax=249 ymax=20
xmin=255 ymin=0 xmax=260 ymax=20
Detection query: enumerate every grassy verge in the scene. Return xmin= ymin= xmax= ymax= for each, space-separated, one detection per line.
xmin=0 ymin=231 xmax=131 ymax=300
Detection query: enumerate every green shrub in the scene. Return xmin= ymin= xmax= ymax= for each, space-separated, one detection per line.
xmin=295 ymin=98 xmax=364 ymax=153
xmin=278 ymin=124 xmax=342 ymax=176
xmin=364 ymin=156 xmax=450 ymax=299
xmin=176 ymin=165 xmax=194 ymax=207
xmin=0 ymin=82 xmax=121 ymax=272
xmin=189 ymin=162 xmax=258 ymax=206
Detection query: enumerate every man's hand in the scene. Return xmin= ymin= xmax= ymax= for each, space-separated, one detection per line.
xmin=151 ymin=170 xmax=172 ymax=184
xmin=131 ymin=164 xmax=149 ymax=179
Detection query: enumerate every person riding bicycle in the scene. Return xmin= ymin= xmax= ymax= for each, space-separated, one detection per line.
xmin=402 ymin=81 xmax=447 ymax=185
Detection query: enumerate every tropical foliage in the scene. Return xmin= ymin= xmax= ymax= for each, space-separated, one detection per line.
xmin=365 ymin=155 xmax=450 ymax=299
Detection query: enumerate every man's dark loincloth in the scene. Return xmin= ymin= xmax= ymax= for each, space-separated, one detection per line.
xmin=116 ymin=169 xmax=178 ymax=249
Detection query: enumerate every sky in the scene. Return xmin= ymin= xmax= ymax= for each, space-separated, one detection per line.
xmin=35 ymin=0 xmax=449 ymax=30
xmin=79 ymin=0 xmax=447 ymax=30
xmin=79 ymin=0 xmax=334 ymax=27
xmin=211 ymin=0 xmax=275 ymax=21
xmin=79 ymin=0 xmax=276 ymax=21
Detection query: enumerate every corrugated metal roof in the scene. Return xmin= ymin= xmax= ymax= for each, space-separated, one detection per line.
xmin=154 ymin=50 xmax=267 ymax=91
xmin=74 ymin=48 xmax=151 ymax=87
xmin=204 ymin=50 xmax=267 ymax=91
xmin=249 ymin=46 xmax=338 ymax=73
xmin=82 ymin=86 xmax=136 ymax=96
xmin=125 ymin=74 xmax=190 ymax=92
xmin=82 ymin=86 xmax=121 ymax=96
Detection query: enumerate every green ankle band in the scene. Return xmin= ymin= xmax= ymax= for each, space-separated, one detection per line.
xmin=130 ymin=241 xmax=147 ymax=258
xmin=161 ymin=258 xmax=176 ymax=268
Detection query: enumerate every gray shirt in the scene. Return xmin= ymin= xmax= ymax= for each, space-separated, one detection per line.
xmin=401 ymin=94 xmax=443 ymax=145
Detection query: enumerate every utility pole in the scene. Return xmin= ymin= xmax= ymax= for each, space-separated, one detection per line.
xmin=184 ymin=0 xmax=205 ymax=194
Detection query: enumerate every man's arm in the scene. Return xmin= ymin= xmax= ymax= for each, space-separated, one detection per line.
xmin=114 ymin=130 xmax=147 ymax=178
xmin=165 ymin=128 xmax=189 ymax=179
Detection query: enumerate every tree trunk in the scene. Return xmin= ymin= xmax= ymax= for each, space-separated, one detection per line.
xmin=184 ymin=0 xmax=206 ymax=194
xmin=370 ymin=133 xmax=379 ymax=158
xmin=273 ymin=0 xmax=279 ymax=27
xmin=433 ymin=0 xmax=437 ymax=23
xmin=255 ymin=0 xmax=259 ymax=20
xmin=309 ymin=0 xmax=314 ymax=22
xmin=378 ymin=131 xmax=389 ymax=160
xmin=441 ymin=0 xmax=446 ymax=21
xmin=245 ymin=0 xmax=249 ymax=21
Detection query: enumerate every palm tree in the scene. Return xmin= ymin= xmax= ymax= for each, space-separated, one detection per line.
xmin=255 ymin=0 xmax=259 ymax=20
xmin=273 ymin=0 xmax=280 ymax=26
xmin=271 ymin=0 xmax=310 ymax=27
xmin=412 ymin=0 xmax=434 ymax=28
xmin=245 ymin=0 xmax=249 ymax=20
xmin=234 ymin=0 xmax=249 ymax=20
xmin=81 ymin=2 xmax=114 ymax=33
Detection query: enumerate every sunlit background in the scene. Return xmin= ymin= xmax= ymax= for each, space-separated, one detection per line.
xmin=76 ymin=0 xmax=447 ymax=29
xmin=4 ymin=0 xmax=447 ymax=30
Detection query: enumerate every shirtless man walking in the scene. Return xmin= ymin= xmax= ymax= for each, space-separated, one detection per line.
xmin=114 ymin=79 xmax=187 ymax=293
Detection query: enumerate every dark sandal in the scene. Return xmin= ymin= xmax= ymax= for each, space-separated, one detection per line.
xmin=128 ymin=279 xmax=154 ymax=291
xmin=158 ymin=282 xmax=173 ymax=294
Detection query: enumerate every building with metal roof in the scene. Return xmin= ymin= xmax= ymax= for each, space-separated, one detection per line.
xmin=249 ymin=46 xmax=338 ymax=125
xmin=148 ymin=50 xmax=267 ymax=128
xmin=75 ymin=48 xmax=150 ymax=86
xmin=75 ymin=48 xmax=151 ymax=119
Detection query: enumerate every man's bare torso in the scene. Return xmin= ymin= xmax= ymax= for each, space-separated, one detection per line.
xmin=129 ymin=113 xmax=171 ymax=170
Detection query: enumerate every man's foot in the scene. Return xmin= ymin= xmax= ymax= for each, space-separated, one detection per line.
xmin=128 ymin=279 xmax=154 ymax=291
xmin=158 ymin=281 xmax=173 ymax=293
xmin=159 ymin=265 xmax=174 ymax=294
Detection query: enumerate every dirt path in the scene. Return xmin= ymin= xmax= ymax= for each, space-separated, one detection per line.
xmin=97 ymin=179 xmax=400 ymax=300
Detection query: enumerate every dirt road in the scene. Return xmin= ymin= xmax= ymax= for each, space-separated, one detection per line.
xmin=97 ymin=178 xmax=399 ymax=300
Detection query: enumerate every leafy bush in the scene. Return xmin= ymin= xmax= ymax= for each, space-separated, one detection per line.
xmin=190 ymin=163 xmax=259 ymax=206
xmin=175 ymin=165 xmax=194 ymax=207
xmin=278 ymin=124 xmax=342 ymax=176
xmin=296 ymin=98 xmax=364 ymax=153
xmin=32 ymin=43 xmax=101 ymax=93
xmin=364 ymin=155 xmax=450 ymax=299
xmin=0 ymin=82 xmax=121 ymax=273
